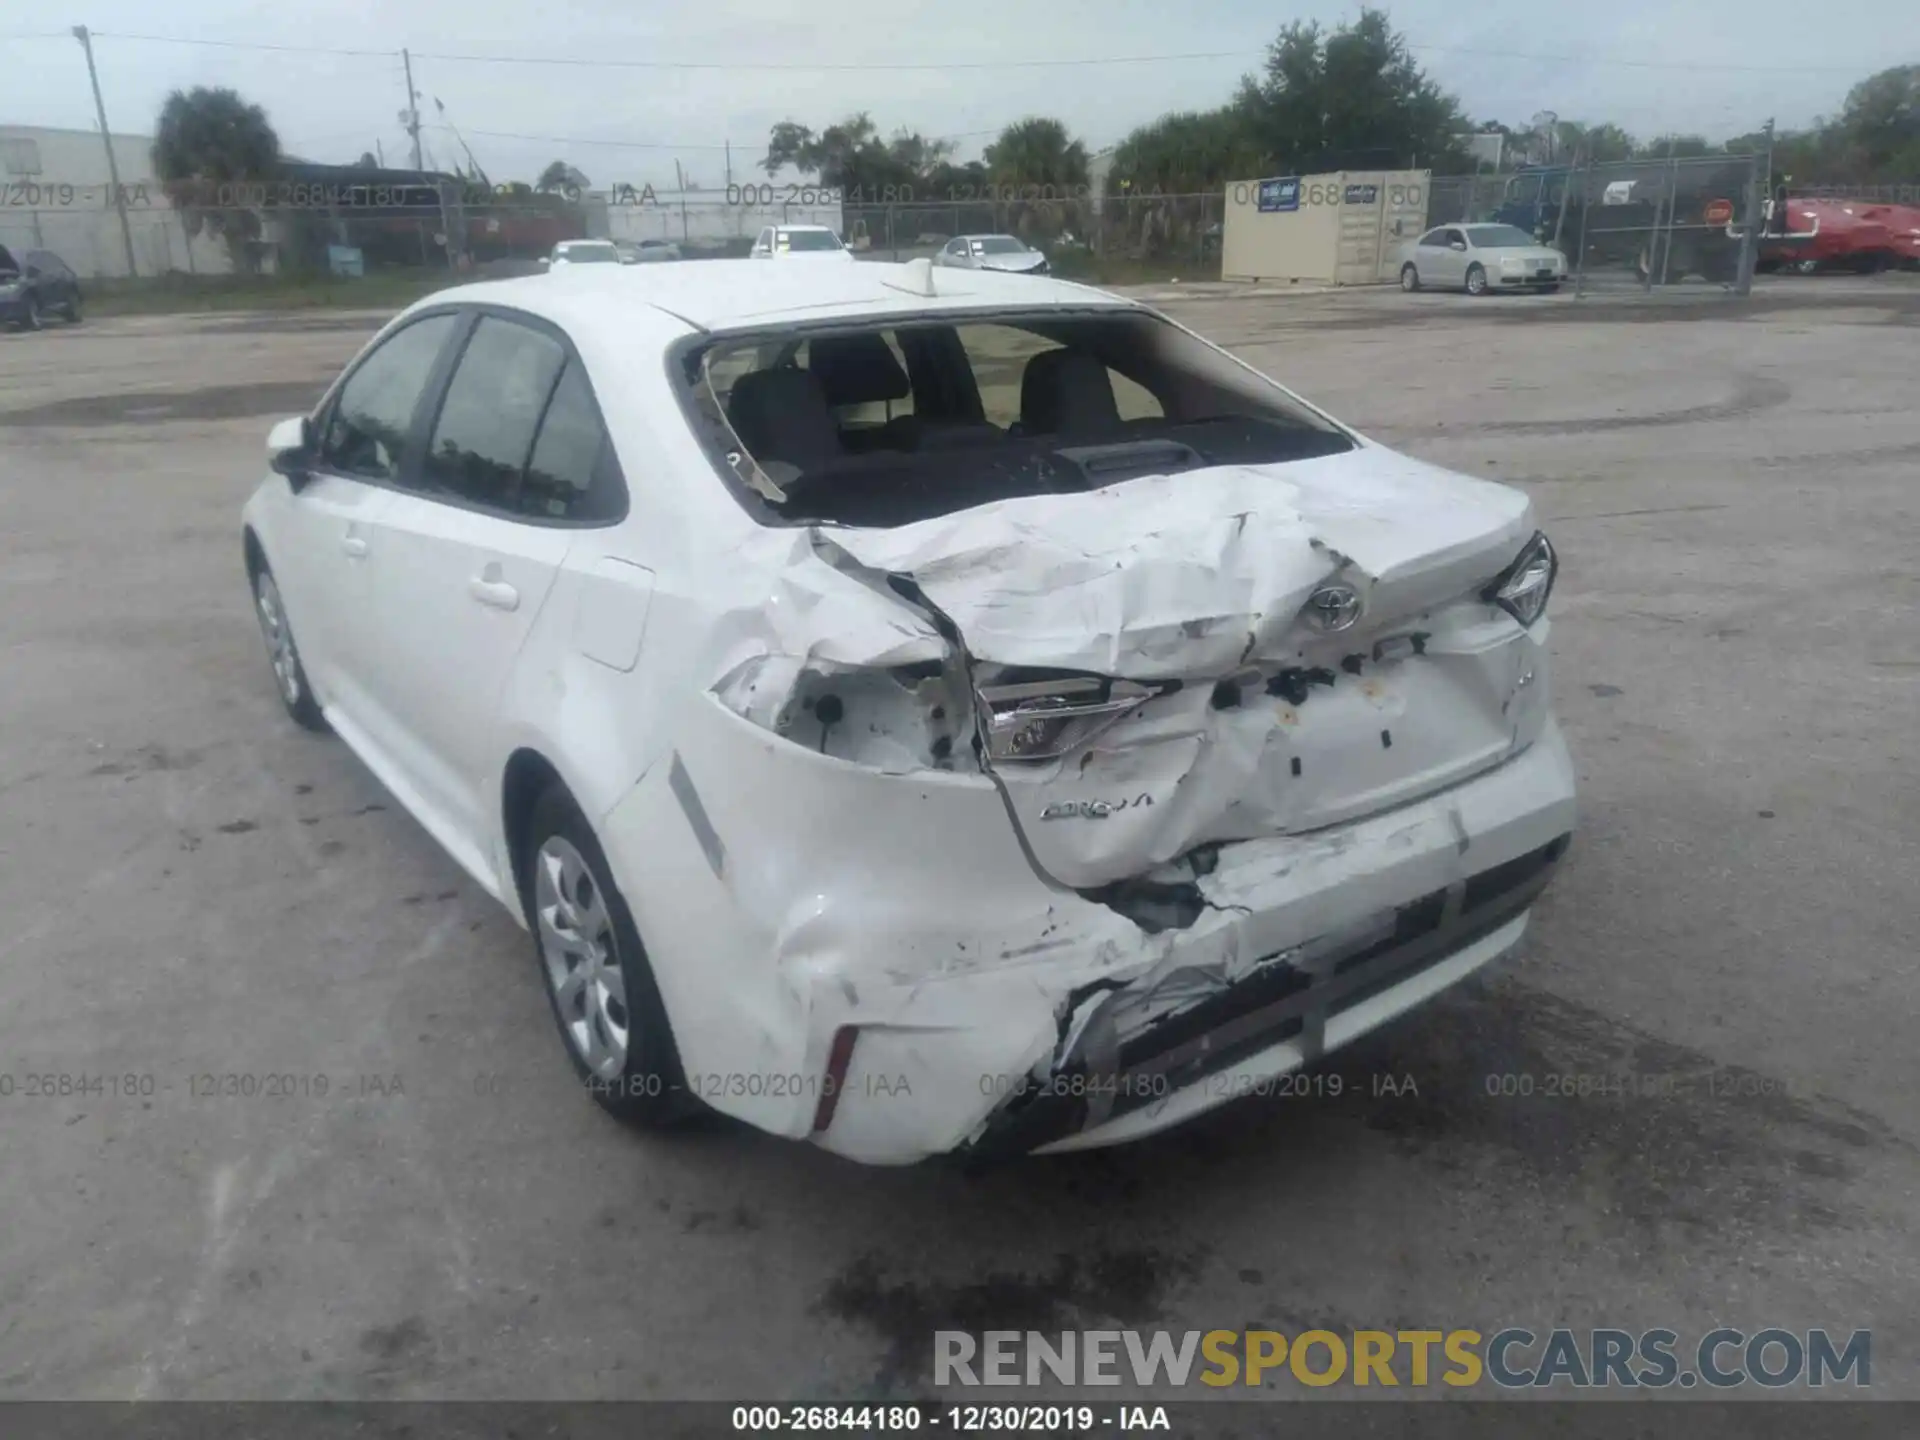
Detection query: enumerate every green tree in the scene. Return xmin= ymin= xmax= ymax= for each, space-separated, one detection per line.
xmin=151 ymin=86 xmax=281 ymax=272
xmin=1560 ymin=122 xmax=1636 ymax=163
xmin=983 ymin=117 xmax=1089 ymax=188
xmin=1107 ymin=109 xmax=1265 ymax=194
xmin=1838 ymin=64 xmax=1920 ymax=173
xmin=1638 ymin=134 xmax=1715 ymax=159
xmin=1236 ymin=9 xmax=1469 ymax=173
xmin=537 ymin=161 xmax=589 ymax=193
xmin=760 ymin=114 xmax=949 ymax=195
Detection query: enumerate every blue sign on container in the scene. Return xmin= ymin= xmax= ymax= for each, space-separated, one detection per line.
xmin=1257 ymin=177 xmax=1301 ymax=212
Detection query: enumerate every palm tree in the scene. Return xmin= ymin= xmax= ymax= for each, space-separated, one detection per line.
xmin=537 ymin=161 xmax=589 ymax=193
xmin=984 ymin=117 xmax=1090 ymax=190
xmin=151 ymin=87 xmax=282 ymax=272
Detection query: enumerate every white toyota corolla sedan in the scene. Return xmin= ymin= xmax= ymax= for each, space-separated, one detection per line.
xmin=242 ymin=258 xmax=1576 ymax=1164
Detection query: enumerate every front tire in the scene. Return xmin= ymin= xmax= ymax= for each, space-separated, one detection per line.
xmin=1465 ymin=263 xmax=1488 ymax=296
xmin=1400 ymin=263 xmax=1421 ymax=292
xmin=525 ymin=785 xmax=693 ymax=1127
xmin=251 ymin=564 xmax=327 ymax=731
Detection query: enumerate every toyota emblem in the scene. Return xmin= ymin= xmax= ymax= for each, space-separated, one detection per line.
xmin=1304 ymin=584 xmax=1363 ymax=632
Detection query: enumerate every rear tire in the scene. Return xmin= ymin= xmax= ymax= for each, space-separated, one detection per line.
xmin=1464 ymin=263 xmax=1488 ymax=296
xmin=524 ymin=784 xmax=695 ymax=1128
xmin=63 ymin=294 xmax=82 ymax=323
xmin=20 ymin=294 xmax=41 ymax=331
xmin=1399 ymin=263 xmax=1421 ymax=292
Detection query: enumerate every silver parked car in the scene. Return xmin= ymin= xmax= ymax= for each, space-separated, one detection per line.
xmin=1401 ymin=224 xmax=1567 ymax=295
xmin=933 ymin=234 xmax=1050 ymax=275
xmin=618 ymin=238 xmax=682 ymax=264
xmin=538 ymin=239 xmax=623 ymax=272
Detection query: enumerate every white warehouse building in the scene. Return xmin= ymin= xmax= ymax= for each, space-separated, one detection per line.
xmin=1 ymin=124 xmax=230 ymax=277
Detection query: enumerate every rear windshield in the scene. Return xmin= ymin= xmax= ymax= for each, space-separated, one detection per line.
xmin=677 ymin=310 xmax=1354 ymax=528
xmin=781 ymin=230 xmax=842 ymax=252
xmin=560 ymin=245 xmax=619 ymax=262
xmin=976 ymin=237 xmax=1026 ymax=254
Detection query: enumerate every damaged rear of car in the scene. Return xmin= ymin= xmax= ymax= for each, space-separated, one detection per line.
xmin=603 ymin=285 xmax=1575 ymax=1164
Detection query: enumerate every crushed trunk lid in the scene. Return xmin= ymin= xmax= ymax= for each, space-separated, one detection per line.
xmin=820 ymin=449 xmax=1549 ymax=891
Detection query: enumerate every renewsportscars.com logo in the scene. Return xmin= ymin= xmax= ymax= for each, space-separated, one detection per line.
xmin=934 ymin=1328 xmax=1871 ymax=1390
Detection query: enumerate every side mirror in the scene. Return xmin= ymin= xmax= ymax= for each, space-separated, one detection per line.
xmin=268 ymin=415 xmax=316 ymax=485
xmin=1451 ymin=241 xmax=1468 ymax=252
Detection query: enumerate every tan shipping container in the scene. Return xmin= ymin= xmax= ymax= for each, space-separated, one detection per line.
xmin=1222 ymin=170 xmax=1431 ymax=285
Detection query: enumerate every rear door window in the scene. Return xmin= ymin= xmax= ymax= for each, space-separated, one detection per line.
xmin=522 ymin=360 xmax=624 ymax=521
xmin=317 ymin=313 xmax=460 ymax=482
xmin=422 ymin=316 xmax=566 ymax=511
xmin=419 ymin=314 xmax=625 ymax=522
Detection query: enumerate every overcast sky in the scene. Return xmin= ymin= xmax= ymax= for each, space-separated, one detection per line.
xmin=3 ymin=1 xmax=1908 ymax=186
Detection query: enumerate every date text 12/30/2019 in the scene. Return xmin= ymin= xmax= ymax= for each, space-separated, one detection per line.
xmin=730 ymin=1403 xmax=1172 ymax=1432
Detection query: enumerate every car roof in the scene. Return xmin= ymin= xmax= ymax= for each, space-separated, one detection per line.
xmin=774 ymin=224 xmax=837 ymax=234
xmin=405 ymin=258 xmax=1133 ymax=335
xmin=957 ymin=233 xmax=1023 ymax=243
xmin=557 ymin=239 xmax=616 ymax=249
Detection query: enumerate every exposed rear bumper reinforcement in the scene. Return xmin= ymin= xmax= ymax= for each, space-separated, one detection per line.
xmin=966 ymin=832 xmax=1570 ymax=1159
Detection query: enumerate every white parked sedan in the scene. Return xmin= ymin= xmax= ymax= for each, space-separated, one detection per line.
xmin=748 ymin=224 xmax=855 ymax=261
xmin=242 ymin=259 xmax=1576 ymax=1164
xmin=1401 ymin=223 xmax=1568 ymax=295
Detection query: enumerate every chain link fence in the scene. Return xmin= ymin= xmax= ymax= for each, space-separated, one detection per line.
xmin=1426 ymin=154 xmax=1767 ymax=293
xmin=838 ymin=192 xmax=1226 ymax=276
xmin=16 ymin=154 xmax=1852 ymax=302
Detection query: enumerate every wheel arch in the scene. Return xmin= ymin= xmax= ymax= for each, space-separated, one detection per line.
xmin=501 ymin=746 xmax=571 ymax=925
xmin=242 ymin=524 xmax=268 ymax=579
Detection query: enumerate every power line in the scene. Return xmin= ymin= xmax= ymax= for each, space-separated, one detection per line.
xmin=410 ymin=48 xmax=1249 ymax=72
xmin=430 ymin=123 xmax=1004 ymax=153
xmin=1404 ymin=41 xmax=1885 ymax=75
xmin=79 ymin=29 xmax=1892 ymax=75
xmin=89 ymin=31 xmax=396 ymax=57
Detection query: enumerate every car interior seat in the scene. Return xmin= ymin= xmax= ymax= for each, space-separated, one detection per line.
xmin=1018 ymin=348 xmax=1123 ymax=439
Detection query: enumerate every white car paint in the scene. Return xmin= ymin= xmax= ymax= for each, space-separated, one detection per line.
xmin=545 ymin=240 xmax=623 ymax=269
xmin=748 ymin=224 xmax=856 ymax=261
xmin=242 ymin=260 xmax=1576 ymax=1165
xmin=1403 ymin=224 xmax=1568 ymax=294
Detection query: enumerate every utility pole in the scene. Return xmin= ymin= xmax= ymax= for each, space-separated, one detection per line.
xmin=725 ymin=140 xmax=733 ymax=190
xmin=402 ymin=49 xmax=424 ymax=171
xmin=72 ymin=26 xmax=138 ymax=279
xmin=674 ymin=159 xmax=691 ymax=244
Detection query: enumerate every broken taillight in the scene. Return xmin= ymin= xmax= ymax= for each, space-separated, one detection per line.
xmin=978 ymin=677 xmax=1155 ymax=763
xmin=1483 ymin=531 xmax=1557 ymax=628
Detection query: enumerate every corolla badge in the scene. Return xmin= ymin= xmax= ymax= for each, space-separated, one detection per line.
xmin=1039 ymin=795 xmax=1155 ymax=822
xmin=1303 ymin=583 xmax=1364 ymax=633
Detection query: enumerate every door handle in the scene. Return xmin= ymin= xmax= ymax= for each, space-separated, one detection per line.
xmin=341 ymin=535 xmax=369 ymax=558
xmin=468 ymin=576 xmax=521 ymax=611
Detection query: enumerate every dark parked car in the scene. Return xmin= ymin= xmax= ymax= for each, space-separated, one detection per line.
xmin=0 ymin=246 xmax=83 ymax=330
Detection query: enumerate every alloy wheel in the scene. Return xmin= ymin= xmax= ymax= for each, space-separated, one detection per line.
xmin=534 ymin=836 xmax=630 ymax=1079
xmin=253 ymin=572 xmax=302 ymax=706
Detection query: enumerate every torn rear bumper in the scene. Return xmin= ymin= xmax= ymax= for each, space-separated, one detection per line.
xmin=603 ymin=696 xmax=1576 ymax=1165
xmin=981 ymin=833 xmax=1564 ymax=1158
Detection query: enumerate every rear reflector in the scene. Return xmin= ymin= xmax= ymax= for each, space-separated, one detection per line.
xmin=811 ymin=1025 xmax=860 ymax=1133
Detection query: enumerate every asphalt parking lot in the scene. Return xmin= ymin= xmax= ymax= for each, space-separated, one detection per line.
xmin=2 ymin=276 xmax=1916 ymax=1409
